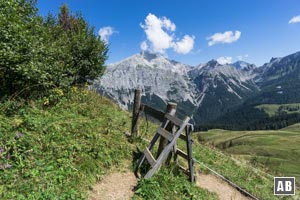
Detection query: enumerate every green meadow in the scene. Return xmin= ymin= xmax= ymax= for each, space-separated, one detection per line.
xmin=197 ymin=123 xmax=300 ymax=178
xmin=255 ymin=103 xmax=300 ymax=117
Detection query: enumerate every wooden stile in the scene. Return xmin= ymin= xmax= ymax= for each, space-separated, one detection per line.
xmin=135 ymin=113 xmax=195 ymax=182
xmin=131 ymin=87 xmax=195 ymax=182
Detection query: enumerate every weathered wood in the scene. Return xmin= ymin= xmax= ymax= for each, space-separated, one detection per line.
xmin=142 ymin=104 xmax=165 ymax=122
xmin=186 ymin=125 xmax=195 ymax=182
xmin=144 ymin=147 xmax=156 ymax=167
xmin=179 ymin=133 xmax=187 ymax=141
xmin=178 ymin=165 xmax=189 ymax=175
xmin=156 ymin=102 xmax=177 ymax=158
xmin=135 ymin=113 xmax=172 ymax=176
xmin=157 ymin=127 xmax=173 ymax=141
xmin=176 ymin=149 xmax=188 ymax=160
xmin=131 ymin=88 xmax=141 ymax=137
xmin=144 ymin=117 xmax=190 ymax=179
xmin=164 ymin=113 xmax=183 ymax=126
xmin=134 ymin=101 xmax=195 ymax=183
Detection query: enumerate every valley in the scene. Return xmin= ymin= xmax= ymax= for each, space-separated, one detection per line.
xmin=196 ymin=123 xmax=300 ymax=177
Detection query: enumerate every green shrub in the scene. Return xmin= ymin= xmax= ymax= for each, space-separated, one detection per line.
xmin=0 ymin=1 xmax=108 ymax=101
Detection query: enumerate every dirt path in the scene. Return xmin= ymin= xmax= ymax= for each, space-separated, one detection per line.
xmin=88 ymin=171 xmax=137 ymax=200
xmin=87 ymin=170 xmax=250 ymax=200
xmin=196 ymin=172 xmax=251 ymax=200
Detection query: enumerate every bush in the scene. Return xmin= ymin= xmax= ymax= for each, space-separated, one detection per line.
xmin=0 ymin=1 xmax=108 ymax=101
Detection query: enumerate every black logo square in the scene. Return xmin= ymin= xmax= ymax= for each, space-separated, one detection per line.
xmin=274 ymin=177 xmax=295 ymax=195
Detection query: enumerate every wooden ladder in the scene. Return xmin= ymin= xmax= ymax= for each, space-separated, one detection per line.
xmin=135 ymin=113 xmax=195 ymax=182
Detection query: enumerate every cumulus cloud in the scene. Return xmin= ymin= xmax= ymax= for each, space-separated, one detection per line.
xmin=217 ymin=56 xmax=232 ymax=65
xmin=140 ymin=13 xmax=195 ymax=54
xmin=207 ymin=31 xmax=241 ymax=46
xmin=98 ymin=26 xmax=116 ymax=43
xmin=140 ymin=41 xmax=148 ymax=51
xmin=288 ymin=15 xmax=300 ymax=24
xmin=173 ymin=35 xmax=195 ymax=54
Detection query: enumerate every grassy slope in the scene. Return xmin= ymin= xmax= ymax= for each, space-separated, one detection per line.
xmin=136 ymin=124 xmax=290 ymax=199
xmin=255 ymin=103 xmax=300 ymax=117
xmin=197 ymin=125 xmax=300 ymax=198
xmin=0 ymin=90 xmax=133 ymax=199
xmin=0 ymin=89 xmax=216 ymax=200
xmin=2 ymin=89 xmax=296 ymax=199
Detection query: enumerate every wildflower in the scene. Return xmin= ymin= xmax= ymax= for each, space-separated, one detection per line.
xmin=72 ymin=86 xmax=78 ymax=93
xmin=7 ymin=153 xmax=11 ymax=160
xmin=12 ymin=118 xmax=23 ymax=127
xmin=54 ymin=88 xmax=64 ymax=96
xmin=0 ymin=148 xmax=4 ymax=154
xmin=4 ymin=164 xmax=12 ymax=169
xmin=43 ymin=98 xmax=49 ymax=106
xmin=17 ymin=132 xmax=23 ymax=139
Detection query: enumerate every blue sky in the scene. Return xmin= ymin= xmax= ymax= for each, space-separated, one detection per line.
xmin=37 ymin=0 xmax=300 ymax=66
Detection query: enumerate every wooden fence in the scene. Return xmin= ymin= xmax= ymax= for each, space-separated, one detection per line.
xmin=131 ymin=88 xmax=195 ymax=182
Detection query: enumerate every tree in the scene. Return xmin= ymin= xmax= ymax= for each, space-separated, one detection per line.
xmin=47 ymin=4 xmax=108 ymax=85
xmin=0 ymin=1 xmax=108 ymax=100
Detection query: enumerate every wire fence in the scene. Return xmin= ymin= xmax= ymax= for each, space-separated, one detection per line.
xmin=193 ymin=157 xmax=260 ymax=200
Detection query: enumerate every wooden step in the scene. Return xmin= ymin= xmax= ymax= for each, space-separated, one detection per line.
xmin=178 ymin=165 xmax=196 ymax=180
xmin=144 ymin=147 xmax=156 ymax=167
xmin=176 ymin=149 xmax=188 ymax=160
xmin=165 ymin=113 xmax=183 ymax=126
xmin=179 ymin=133 xmax=187 ymax=141
xmin=157 ymin=127 xmax=173 ymax=141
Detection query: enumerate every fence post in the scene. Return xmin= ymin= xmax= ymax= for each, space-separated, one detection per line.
xmin=131 ymin=88 xmax=141 ymax=138
xmin=156 ymin=102 xmax=177 ymax=158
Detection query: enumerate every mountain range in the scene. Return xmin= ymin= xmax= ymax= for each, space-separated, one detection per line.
xmin=92 ymin=51 xmax=300 ymax=129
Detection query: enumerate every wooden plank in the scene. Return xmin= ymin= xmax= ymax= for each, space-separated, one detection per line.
xmin=131 ymin=88 xmax=141 ymax=137
xmin=142 ymin=104 xmax=165 ymax=122
xmin=135 ymin=132 xmax=159 ymax=174
xmin=144 ymin=117 xmax=190 ymax=179
xmin=144 ymin=147 xmax=156 ymax=167
xmin=176 ymin=149 xmax=188 ymax=160
xmin=179 ymin=133 xmax=187 ymax=141
xmin=157 ymin=127 xmax=173 ymax=141
xmin=164 ymin=113 xmax=183 ymax=126
xmin=156 ymin=103 xmax=177 ymax=158
xmin=186 ymin=125 xmax=195 ymax=183
xmin=178 ymin=165 xmax=189 ymax=175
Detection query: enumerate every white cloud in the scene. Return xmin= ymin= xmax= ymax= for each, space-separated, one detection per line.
xmin=207 ymin=31 xmax=241 ymax=46
xmin=140 ymin=41 xmax=148 ymax=51
xmin=217 ymin=56 xmax=232 ymax=65
xmin=288 ymin=15 xmax=300 ymax=24
xmin=98 ymin=26 xmax=116 ymax=43
xmin=140 ymin=13 xmax=194 ymax=54
xmin=140 ymin=13 xmax=174 ymax=53
xmin=173 ymin=35 xmax=195 ymax=54
xmin=162 ymin=18 xmax=176 ymax=31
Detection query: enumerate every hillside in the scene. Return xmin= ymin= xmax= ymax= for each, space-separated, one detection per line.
xmin=2 ymin=1 xmax=299 ymax=199
xmin=256 ymin=103 xmax=300 ymax=117
xmin=197 ymin=125 xmax=300 ymax=177
xmin=0 ymin=90 xmax=291 ymax=199
xmin=209 ymin=103 xmax=300 ymax=130
xmin=0 ymin=89 xmax=217 ymax=199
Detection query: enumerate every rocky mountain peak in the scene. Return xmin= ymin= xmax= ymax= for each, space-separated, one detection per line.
xmin=232 ymin=61 xmax=256 ymax=71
